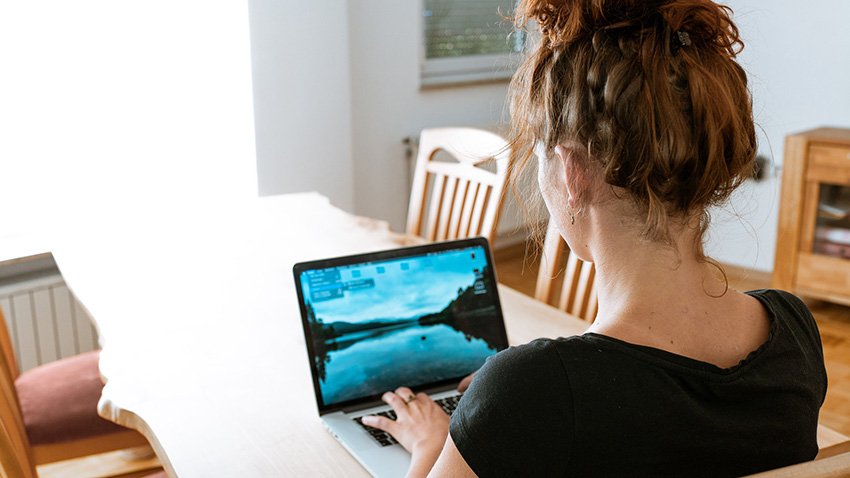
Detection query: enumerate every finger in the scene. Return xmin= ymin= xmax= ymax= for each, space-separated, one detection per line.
xmin=361 ymin=415 xmax=396 ymax=434
xmin=382 ymin=391 xmax=406 ymax=412
xmin=394 ymin=386 xmax=415 ymax=401
xmin=458 ymin=372 xmax=476 ymax=393
xmin=394 ymin=387 xmax=419 ymax=408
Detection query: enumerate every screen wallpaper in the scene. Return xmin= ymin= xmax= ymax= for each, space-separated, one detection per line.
xmin=300 ymin=246 xmax=503 ymax=406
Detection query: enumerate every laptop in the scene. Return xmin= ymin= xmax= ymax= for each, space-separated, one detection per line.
xmin=293 ymin=237 xmax=509 ymax=477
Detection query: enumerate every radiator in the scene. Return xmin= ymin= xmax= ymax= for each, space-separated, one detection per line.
xmin=0 ymin=273 xmax=98 ymax=374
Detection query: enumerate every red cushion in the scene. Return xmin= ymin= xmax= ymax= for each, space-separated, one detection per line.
xmin=15 ymin=349 xmax=130 ymax=445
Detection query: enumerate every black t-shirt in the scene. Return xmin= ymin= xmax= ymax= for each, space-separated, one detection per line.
xmin=449 ymin=289 xmax=827 ymax=477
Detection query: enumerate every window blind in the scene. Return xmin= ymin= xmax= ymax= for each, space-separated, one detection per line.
xmin=421 ymin=0 xmax=524 ymax=86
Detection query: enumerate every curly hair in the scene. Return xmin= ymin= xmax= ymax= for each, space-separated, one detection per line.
xmin=508 ymin=0 xmax=757 ymax=247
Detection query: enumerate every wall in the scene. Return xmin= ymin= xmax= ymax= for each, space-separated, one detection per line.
xmin=704 ymin=1 xmax=850 ymax=272
xmin=250 ymin=1 xmax=850 ymax=269
xmin=347 ymin=1 xmax=516 ymax=235
xmin=249 ymin=0 xmax=356 ymax=211
xmin=249 ymin=1 xmax=526 ymax=241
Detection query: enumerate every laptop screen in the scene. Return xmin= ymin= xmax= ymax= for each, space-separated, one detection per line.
xmin=294 ymin=237 xmax=508 ymax=413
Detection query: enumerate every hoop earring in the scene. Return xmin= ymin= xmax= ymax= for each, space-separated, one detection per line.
xmin=567 ymin=207 xmax=582 ymax=225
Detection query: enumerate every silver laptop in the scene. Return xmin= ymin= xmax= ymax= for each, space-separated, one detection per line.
xmin=293 ymin=237 xmax=509 ymax=478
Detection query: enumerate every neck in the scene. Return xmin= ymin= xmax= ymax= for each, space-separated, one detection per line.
xmin=570 ymin=199 xmax=769 ymax=368
xmin=584 ymin=208 xmax=728 ymax=332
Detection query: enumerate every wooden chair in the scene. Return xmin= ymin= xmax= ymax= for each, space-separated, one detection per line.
xmin=738 ymin=424 xmax=849 ymax=477
xmin=1 ymin=387 xmax=166 ymax=478
xmin=0 ymin=306 xmax=154 ymax=472
xmin=406 ymin=127 xmax=509 ymax=243
xmin=742 ymin=452 xmax=850 ymax=477
xmin=534 ymin=218 xmax=598 ymax=322
xmin=817 ymin=424 xmax=850 ymax=459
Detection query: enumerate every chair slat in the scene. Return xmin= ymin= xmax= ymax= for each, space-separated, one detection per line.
xmin=467 ymin=185 xmax=491 ymax=237
xmin=406 ymin=172 xmax=431 ymax=237
xmin=425 ymin=173 xmax=447 ymax=241
xmin=458 ymin=183 xmax=480 ymax=239
xmin=448 ymin=179 xmax=471 ymax=241
xmin=435 ymin=176 xmax=459 ymax=241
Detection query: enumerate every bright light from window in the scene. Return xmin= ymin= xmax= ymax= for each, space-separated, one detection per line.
xmin=0 ymin=1 xmax=257 ymax=248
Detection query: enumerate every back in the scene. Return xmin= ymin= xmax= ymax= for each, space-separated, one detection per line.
xmin=449 ymin=289 xmax=827 ymax=477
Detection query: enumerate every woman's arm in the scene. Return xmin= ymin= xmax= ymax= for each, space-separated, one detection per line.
xmin=426 ymin=435 xmax=478 ymax=478
xmin=361 ymin=386 xmax=477 ymax=478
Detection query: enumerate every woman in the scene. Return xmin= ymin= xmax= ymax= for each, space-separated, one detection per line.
xmin=363 ymin=0 xmax=827 ymax=476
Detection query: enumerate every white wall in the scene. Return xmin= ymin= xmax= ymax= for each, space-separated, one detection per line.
xmin=705 ymin=1 xmax=850 ymax=272
xmin=249 ymin=0 xmax=355 ymax=211
xmin=347 ymin=0 xmax=514 ymax=234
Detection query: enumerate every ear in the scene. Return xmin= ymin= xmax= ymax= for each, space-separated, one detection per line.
xmin=554 ymin=145 xmax=587 ymax=209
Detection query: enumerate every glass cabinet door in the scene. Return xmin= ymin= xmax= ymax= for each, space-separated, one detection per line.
xmin=813 ymin=184 xmax=850 ymax=259
xmin=793 ymin=142 xmax=850 ymax=302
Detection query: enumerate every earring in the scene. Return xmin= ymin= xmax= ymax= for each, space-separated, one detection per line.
xmin=566 ymin=207 xmax=582 ymax=225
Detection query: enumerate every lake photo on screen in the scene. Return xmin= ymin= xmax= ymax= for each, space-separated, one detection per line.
xmin=299 ymin=246 xmax=503 ymax=406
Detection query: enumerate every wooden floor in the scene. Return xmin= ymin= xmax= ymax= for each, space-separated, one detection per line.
xmin=492 ymin=241 xmax=850 ymax=437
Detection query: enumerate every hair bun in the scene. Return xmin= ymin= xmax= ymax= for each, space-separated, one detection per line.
xmin=517 ymin=0 xmax=743 ymax=55
xmin=516 ymin=0 xmax=669 ymax=45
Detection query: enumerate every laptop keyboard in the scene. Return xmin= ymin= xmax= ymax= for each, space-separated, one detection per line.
xmin=354 ymin=395 xmax=462 ymax=447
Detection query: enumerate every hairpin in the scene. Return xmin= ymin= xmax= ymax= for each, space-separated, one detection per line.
xmin=672 ymin=30 xmax=691 ymax=52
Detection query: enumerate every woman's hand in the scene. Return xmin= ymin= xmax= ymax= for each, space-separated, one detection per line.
xmin=362 ymin=386 xmax=450 ymax=477
xmin=457 ymin=372 xmax=476 ymax=393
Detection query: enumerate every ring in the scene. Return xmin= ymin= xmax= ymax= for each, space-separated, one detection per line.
xmin=403 ymin=395 xmax=416 ymax=404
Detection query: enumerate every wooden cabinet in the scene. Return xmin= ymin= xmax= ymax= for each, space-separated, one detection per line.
xmin=773 ymin=128 xmax=850 ymax=306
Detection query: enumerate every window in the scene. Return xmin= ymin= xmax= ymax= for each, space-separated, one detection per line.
xmin=421 ymin=0 xmax=525 ymax=87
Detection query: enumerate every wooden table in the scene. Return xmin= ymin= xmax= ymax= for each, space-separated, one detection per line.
xmin=51 ymin=193 xmax=588 ymax=477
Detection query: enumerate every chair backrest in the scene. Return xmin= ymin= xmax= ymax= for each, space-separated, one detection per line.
xmin=0 ymin=307 xmax=37 ymax=478
xmin=406 ymin=127 xmax=509 ymax=243
xmin=534 ymin=218 xmax=598 ymax=322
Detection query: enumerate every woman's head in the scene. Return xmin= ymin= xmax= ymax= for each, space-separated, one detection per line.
xmin=509 ymin=0 xmax=757 ymax=247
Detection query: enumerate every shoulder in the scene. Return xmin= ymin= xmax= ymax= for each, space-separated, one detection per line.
xmin=479 ymin=338 xmax=563 ymax=378
xmin=748 ymin=289 xmax=811 ymax=317
xmin=449 ymin=338 xmax=575 ymax=476
xmin=747 ymin=289 xmax=821 ymax=347
xmin=477 ymin=336 xmax=599 ymax=375
xmin=747 ymin=289 xmax=826 ymax=392
xmin=456 ymin=338 xmax=569 ymax=416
